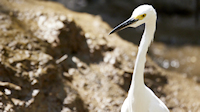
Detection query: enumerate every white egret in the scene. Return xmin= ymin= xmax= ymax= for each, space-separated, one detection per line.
xmin=109 ymin=5 xmax=169 ymax=112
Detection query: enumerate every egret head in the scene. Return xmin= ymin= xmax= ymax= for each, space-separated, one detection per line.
xmin=109 ymin=5 xmax=157 ymax=35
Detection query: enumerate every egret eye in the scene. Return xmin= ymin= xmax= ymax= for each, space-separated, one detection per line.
xmin=135 ymin=14 xmax=146 ymax=20
xmin=142 ymin=14 xmax=146 ymax=17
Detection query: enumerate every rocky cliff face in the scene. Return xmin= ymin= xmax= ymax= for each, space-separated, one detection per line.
xmin=0 ymin=0 xmax=200 ymax=112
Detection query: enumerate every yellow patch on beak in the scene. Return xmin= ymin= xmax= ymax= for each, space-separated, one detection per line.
xmin=134 ymin=14 xmax=146 ymax=20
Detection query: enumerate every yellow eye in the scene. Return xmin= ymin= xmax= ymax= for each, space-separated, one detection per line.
xmin=142 ymin=14 xmax=146 ymax=17
xmin=135 ymin=14 xmax=146 ymax=20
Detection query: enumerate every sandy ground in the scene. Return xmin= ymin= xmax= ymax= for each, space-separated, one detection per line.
xmin=0 ymin=0 xmax=200 ymax=112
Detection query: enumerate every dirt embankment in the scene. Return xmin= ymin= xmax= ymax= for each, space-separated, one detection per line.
xmin=0 ymin=0 xmax=200 ymax=112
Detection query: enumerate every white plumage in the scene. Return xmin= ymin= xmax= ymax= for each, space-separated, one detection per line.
xmin=109 ymin=5 xmax=169 ymax=112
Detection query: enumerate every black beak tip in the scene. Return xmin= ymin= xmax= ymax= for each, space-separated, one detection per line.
xmin=109 ymin=27 xmax=118 ymax=35
xmin=108 ymin=30 xmax=114 ymax=35
xmin=108 ymin=18 xmax=138 ymax=36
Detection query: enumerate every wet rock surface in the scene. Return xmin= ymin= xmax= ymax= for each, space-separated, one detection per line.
xmin=53 ymin=0 xmax=200 ymax=84
xmin=53 ymin=0 xmax=200 ymax=44
xmin=0 ymin=0 xmax=199 ymax=112
xmin=149 ymin=43 xmax=200 ymax=81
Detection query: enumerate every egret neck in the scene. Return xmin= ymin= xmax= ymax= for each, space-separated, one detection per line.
xmin=129 ymin=21 xmax=156 ymax=96
xmin=109 ymin=5 xmax=169 ymax=112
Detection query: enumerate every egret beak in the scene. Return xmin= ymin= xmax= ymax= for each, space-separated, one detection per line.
xmin=109 ymin=18 xmax=139 ymax=35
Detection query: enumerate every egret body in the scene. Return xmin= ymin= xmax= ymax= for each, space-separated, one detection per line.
xmin=109 ymin=5 xmax=169 ymax=112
